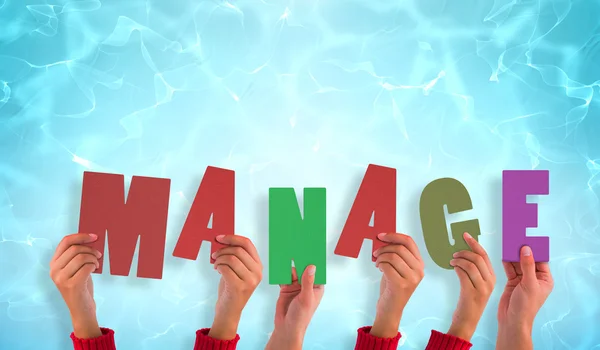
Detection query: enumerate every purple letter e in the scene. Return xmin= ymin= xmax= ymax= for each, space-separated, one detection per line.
xmin=502 ymin=170 xmax=550 ymax=262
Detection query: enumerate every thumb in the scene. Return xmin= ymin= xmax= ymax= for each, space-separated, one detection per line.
xmin=519 ymin=246 xmax=537 ymax=286
xmin=300 ymin=265 xmax=316 ymax=296
xmin=453 ymin=265 xmax=473 ymax=290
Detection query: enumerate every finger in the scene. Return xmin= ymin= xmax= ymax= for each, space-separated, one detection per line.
xmin=212 ymin=246 xmax=260 ymax=273
xmin=535 ymin=262 xmax=553 ymax=284
xmin=453 ymin=250 xmax=492 ymax=281
xmin=454 ymin=265 xmax=475 ymax=289
xmin=377 ymin=233 xmax=422 ymax=261
xmin=216 ymin=264 xmax=241 ymax=282
xmin=279 ymin=266 xmax=300 ymax=288
xmin=463 ymin=232 xmax=493 ymax=273
xmin=378 ymin=263 xmax=398 ymax=281
xmin=376 ymin=252 xmax=412 ymax=279
xmin=373 ymin=244 xmax=422 ymax=270
xmin=519 ymin=246 xmax=537 ymax=286
xmin=503 ymin=262 xmax=518 ymax=280
xmin=535 ymin=262 xmax=551 ymax=273
xmin=71 ymin=263 xmax=97 ymax=284
xmin=54 ymin=245 xmax=102 ymax=270
xmin=291 ymin=266 xmax=299 ymax=282
xmin=215 ymin=235 xmax=261 ymax=264
xmin=52 ymin=233 xmax=98 ymax=262
xmin=214 ymin=254 xmax=252 ymax=281
xmin=299 ymin=265 xmax=316 ymax=296
xmin=450 ymin=258 xmax=485 ymax=289
xmin=63 ymin=254 xmax=99 ymax=279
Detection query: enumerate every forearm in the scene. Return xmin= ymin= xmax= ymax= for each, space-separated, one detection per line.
xmin=496 ymin=324 xmax=533 ymax=350
xmin=370 ymin=311 xmax=401 ymax=338
xmin=71 ymin=312 xmax=102 ymax=339
xmin=70 ymin=328 xmax=116 ymax=350
xmin=208 ymin=313 xmax=240 ymax=340
xmin=265 ymin=328 xmax=303 ymax=350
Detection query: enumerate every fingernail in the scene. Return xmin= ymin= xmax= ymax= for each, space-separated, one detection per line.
xmin=452 ymin=252 xmax=459 ymax=258
xmin=373 ymin=249 xmax=380 ymax=257
xmin=464 ymin=232 xmax=472 ymax=240
xmin=449 ymin=259 xmax=457 ymax=266
xmin=377 ymin=233 xmax=387 ymax=240
xmin=95 ymin=251 xmax=103 ymax=258
xmin=88 ymin=234 xmax=98 ymax=240
xmin=522 ymin=246 xmax=532 ymax=257
xmin=211 ymin=252 xmax=217 ymax=259
xmin=307 ymin=265 xmax=316 ymax=276
xmin=216 ymin=235 xmax=225 ymax=242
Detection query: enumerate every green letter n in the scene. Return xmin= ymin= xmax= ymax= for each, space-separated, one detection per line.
xmin=269 ymin=188 xmax=326 ymax=285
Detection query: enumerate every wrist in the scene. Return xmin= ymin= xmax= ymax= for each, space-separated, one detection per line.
xmin=371 ymin=312 xmax=401 ymax=338
xmin=209 ymin=313 xmax=241 ymax=340
xmin=268 ymin=327 xmax=304 ymax=350
xmin=447 ymin=323 xmax=476 ymax=342
xmin=71 ymin=314 xmax=102 ymax=339
xmin=497 ymin=322 xmax=532 ymax=350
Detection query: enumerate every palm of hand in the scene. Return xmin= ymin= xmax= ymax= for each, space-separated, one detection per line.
xmin=498 ymin=274 xmax=522 ymax=321
xmin=216 ymin=276 xmax=235 ymax=311
xmin=498 ymin=262 xmax=552 ymax=323
xmin=377 ymin=273 xmax=404 ymax=313
xmin=71 ymin=275 xmax=95 ymax=314
xmin=275 ymin=283 xmax=302 ymax=327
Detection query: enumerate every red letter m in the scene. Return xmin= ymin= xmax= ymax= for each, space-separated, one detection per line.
xmin=78 ymin=171 xmax=171 ymax=279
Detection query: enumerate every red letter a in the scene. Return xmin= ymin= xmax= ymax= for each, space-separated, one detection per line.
xmin=78 ymin=171 xmax=171 ymax=279
xmin=334 ymin=164 xmax=396 ymax=261
xmin=173 ymin=166 xmax=235 ymax=263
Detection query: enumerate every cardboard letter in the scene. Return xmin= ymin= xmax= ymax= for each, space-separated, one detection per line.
xmin=78 ymin=171 xmax=171 ymax=279
xmin=502 ymin=170 xmax=550 ymax=262
xmin=173 ymin=166 xmax=235 ymax=263
xmin=420 ymin=178 xmax=480 ymax=269
xmin=269 ymin=188 xmax=326 ymax=284
xmin=334 ymin=164 xmax=396 ymax=261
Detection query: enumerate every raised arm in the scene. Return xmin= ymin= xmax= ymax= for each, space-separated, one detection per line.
xmin=496 ymin=246 xmax=553 ymax=350
xmin=50 ymin=233 xmax=115 ymax=350
xmin=265 ymin=265 xmax=324 ymax=350
xmin=425 ymin=232 xmax=496 ymax=350
xmin=194 ymin=234 xmax=263 ymax=349
xmin=353 ymin=232 xmax=424 ymax=350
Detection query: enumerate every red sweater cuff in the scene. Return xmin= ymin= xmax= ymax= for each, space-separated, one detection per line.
xmin=70 ymin=328 xmax=116 ymax=350
xmin=425 ymin=330 xmax=472 ymax=350
xmin=354 ymin=326 xmax=401 ymax=350
xmin=194 ymin=328 xmax=240 ymax=350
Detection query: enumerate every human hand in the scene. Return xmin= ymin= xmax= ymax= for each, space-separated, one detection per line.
xmin=371 ymin=233 xmax=425 ymax=338
xmin=265 ymin=265 xmax=324 ymax=350
xmin=447 ymin=232 xmax=496 ymax=341
xmin=496 ymin=246 xmax=553 ymax=350
xmin=50 ymin=233 xmax=103 ymax=339
xmin=209 ymin=235 xmax=263 ymax=340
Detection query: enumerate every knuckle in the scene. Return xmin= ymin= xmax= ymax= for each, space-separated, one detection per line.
xmin=233 ymin=247 xmax=244 ymax=256
xmin=54 ymin=275 xmax=67 ymax=286
xmin=475 ymin=255 xmax=485 ymax=266
xmin=73 ymin=254 xmax=87 ymax=265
